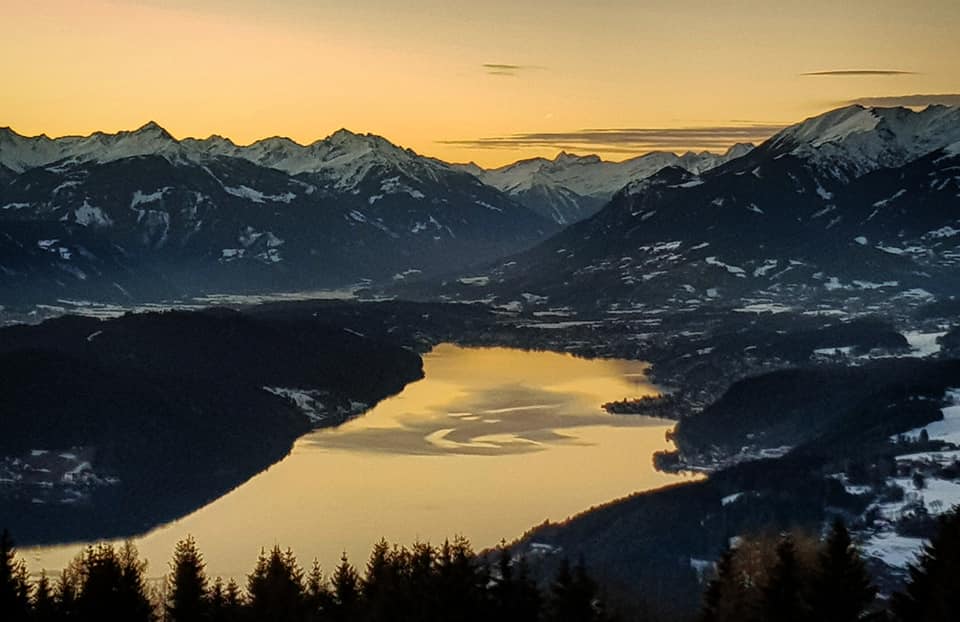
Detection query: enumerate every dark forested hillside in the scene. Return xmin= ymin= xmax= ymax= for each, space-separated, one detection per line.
xmin=0 ymin=308 xmax=424 ymax=544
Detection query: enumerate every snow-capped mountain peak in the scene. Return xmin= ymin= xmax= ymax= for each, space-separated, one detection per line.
xmin=463 ymin=142 xmax=754 ymax=224
xmin=552 ymin=151 xmax=602 ymax=166
xmin=132 ymin=120 xmax=174 ymax=139
xmin=723 ymin=142 xmax=755 ymax=160
xmin=774 ymin=105 xmax=880 ymax=148
xmin=0 ymin=122 xmax=188 ymax=172
xmin=765 ymin=104 xmax=960 ymax=181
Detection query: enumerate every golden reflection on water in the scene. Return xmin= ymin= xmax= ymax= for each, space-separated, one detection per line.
xmin=24 ymin=344 xmax=698 ymax=579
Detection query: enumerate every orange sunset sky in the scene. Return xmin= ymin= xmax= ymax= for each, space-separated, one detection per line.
xmin=3 ymin=0 xmax=959 ymax=167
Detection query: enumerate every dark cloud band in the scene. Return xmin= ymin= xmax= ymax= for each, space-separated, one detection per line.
xmin=440 ymin=124 xmax=784 ymax=152
xmin=481 ymin=63 xmax=544 ymax=76
xmin=802 ymin=70 xmax=916 ymax=76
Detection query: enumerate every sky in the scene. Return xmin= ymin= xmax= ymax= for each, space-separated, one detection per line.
xmin=3 ymin=0 xmax=959 ymax=167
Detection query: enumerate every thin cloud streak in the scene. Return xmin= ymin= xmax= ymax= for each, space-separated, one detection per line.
xmin=481 ymin=63 xmax=545 ymax=76
xmin=847 ymin=94 xmax=960 ymax=107
xmin=440 ymin=124 xmax=785 ymax=152
xmin=802 ymin=70 xmax=916 ymax=76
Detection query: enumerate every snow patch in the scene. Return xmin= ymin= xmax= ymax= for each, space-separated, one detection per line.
xmin=872 ymin=189 xmax=907 ymax=208
xmin=900 ymin=390 xmax=960 ymax=446
xmin=264 ymin=387 xmax=327 ymax=424
xmin=458 ymin=276 xmax=490 ymax=286
xmin=130 ymin=189 xmax=166 ymax=209
xmin=74 ymin=200 xmax=113 ymax=227
xmin=705 ymin=256 xmax=747 ymax=278
xmin=753 ymin=260 xmax=779 ymax=277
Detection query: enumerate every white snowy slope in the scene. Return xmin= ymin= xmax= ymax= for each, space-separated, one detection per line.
xmin=0 ymin=124 xmax=458 ymax=194
xmin=766 ymin=104 xmax=960 ymax=181
xmin=189 ymin=128 xmax=454 ymax=191
xmin=0 ymin=122 xmax=187 ymax=172
xmin=461 ymin=143 xmax=753 ymax=204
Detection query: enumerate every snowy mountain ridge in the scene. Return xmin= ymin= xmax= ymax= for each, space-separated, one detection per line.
xmin=412 ymin=104 xmax=960 ymax=316
xmin=0 ymin=121 xmax=760 ymax=225
xmin=0 ymin=123 xmax=559 ymax=306
xmin=0 ymin=121 xmax=189 ymax=173
xmin=767 ymin=104 xmax=960 ymax=182
xmin=467 ymin=143 xmax=753 ymax=199
xmin=454 ymin=143 xmax=754 ymax=224
xmin=0 ymin=123 xmax=454 ymax=195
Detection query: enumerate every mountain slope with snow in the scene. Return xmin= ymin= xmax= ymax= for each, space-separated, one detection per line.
xmin=0 ymin=124 xmax=556 ymax=306
xmin=458 ymin=144 xmax=753 ymax=224
xmin=761 ymin=104 xmax=960 ymax=182
xmin=409 ymin=105 xmax=960 ymax=314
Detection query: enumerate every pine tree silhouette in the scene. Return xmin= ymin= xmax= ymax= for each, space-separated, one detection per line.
xmin=362 ymin=539 xmax=402 ymax=622
xmin=305 ymin=560 xmax=332 ymax=622
xmin=224 ymin=578 xmax=244 ymax=620
xmin=209 ymin=577 xmax=227 ymax=622
xmin=434 ymin=537 xmax=488 ymax=622
xmin=547 ymin=557 xmax=604 ymax=622
xmin=491 ymin=548 xmax=542 ymax=622
xmin=208 ymin=577 xmax=246 ymax=622
xmin=700 ymin=545 xmax=741 ymax=622
xmin=54 ymin=562 xmax=80 ymax=620
xmin=810 ymin=519 xmax=876 ymax=622
xmin=166 ymin=536 xmax=209 ymax=622
xmin=330 ymin=552 xmax=360 ymax=622
xmin=31 ymin=571 xmax=58 ymax=622
xmin=0 ymin=529 xmax=31 ymax=622
xmin=760 ymin=536 xmax=808 ymax=622
xmin=71 ymin=542 xmax=154 ymax=622
xmin=247 ymin=546 xmax=305 ymax=622
xmin=892 ymin=506 xmax=960 ymax=622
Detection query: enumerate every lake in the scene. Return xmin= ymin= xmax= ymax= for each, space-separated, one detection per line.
xmin=23 ymin=344 xmax=694 ymax=579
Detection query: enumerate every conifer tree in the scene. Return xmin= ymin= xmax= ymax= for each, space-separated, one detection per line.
xmin=224 ymin=578 xmax=244 ymax=620
xmin=700 ymin=546 xmax=737 ymax=622
xmin=167 ymin=536 xmax=209 ymax=622
xmin=363 ymin=540 xmax=400 ymax=622
xmin=73 ymin=542 xmax=154 ymax=622
xmin=492 ymin=548 xmax=541 ymax=621
xmin=547 ymin=557 xmax=603 ymax=622
xmin=305 ymin=560 xmax=332 ymax=622
xmin=31 ymin=571 xmax=58 ymax=622
xmin=0 ymin=530 xmax=31 ymax=622
xmin=330 ymin=552 xmax=360 ymax=622
xmin=208 ymin=576 xmax=245 ymax=622
xmin=760 ymin=536 xmax=808 ymax=622
xmin=247 ymin=546 xmax=305 ymax=622
xmin=892 ymin=506 xmax=960 ymax=622
xmin=407 ymin=541 xmax=437 ymax=617
xmin=434 ymin=537 xmax=488 ymax=622
xmin=810 ymin=519 xmax=876 ymax=622
xmin=208 ymin=577 xmax=227 ymax=622
xmin=54 ymin=561 xmax=80 ymax=620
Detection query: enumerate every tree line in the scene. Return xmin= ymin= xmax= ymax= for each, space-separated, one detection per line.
xmin=700 ymin=507 xmax=960 ymax=622
xmin=3 ymin=508 xmax=960 ymax=622
xmin=0 ymin=533 xmax=610 ymax=622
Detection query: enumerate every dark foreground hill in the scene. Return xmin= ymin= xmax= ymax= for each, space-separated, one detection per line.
xmin=0 ymin=307 xmax=424 ymax=544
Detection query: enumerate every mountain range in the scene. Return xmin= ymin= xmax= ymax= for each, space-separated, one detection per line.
xmin=454 ymin=143 xmax=753 ymax=224
xmin=0 ymin=121 xmax=753 ymax=307
xmin=0 ymin=124 xmax=558 ymax=305
xmin=2 ymin=104 xmax=959 ymax=311
xmin=414 ymin=104 xmax=960 ymax=315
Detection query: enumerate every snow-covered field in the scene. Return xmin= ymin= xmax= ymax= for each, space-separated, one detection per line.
xmin=900 ymin=389 xmax=960 ymax=445
xmin=861 ymin=390 xmax=960 ymax=568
